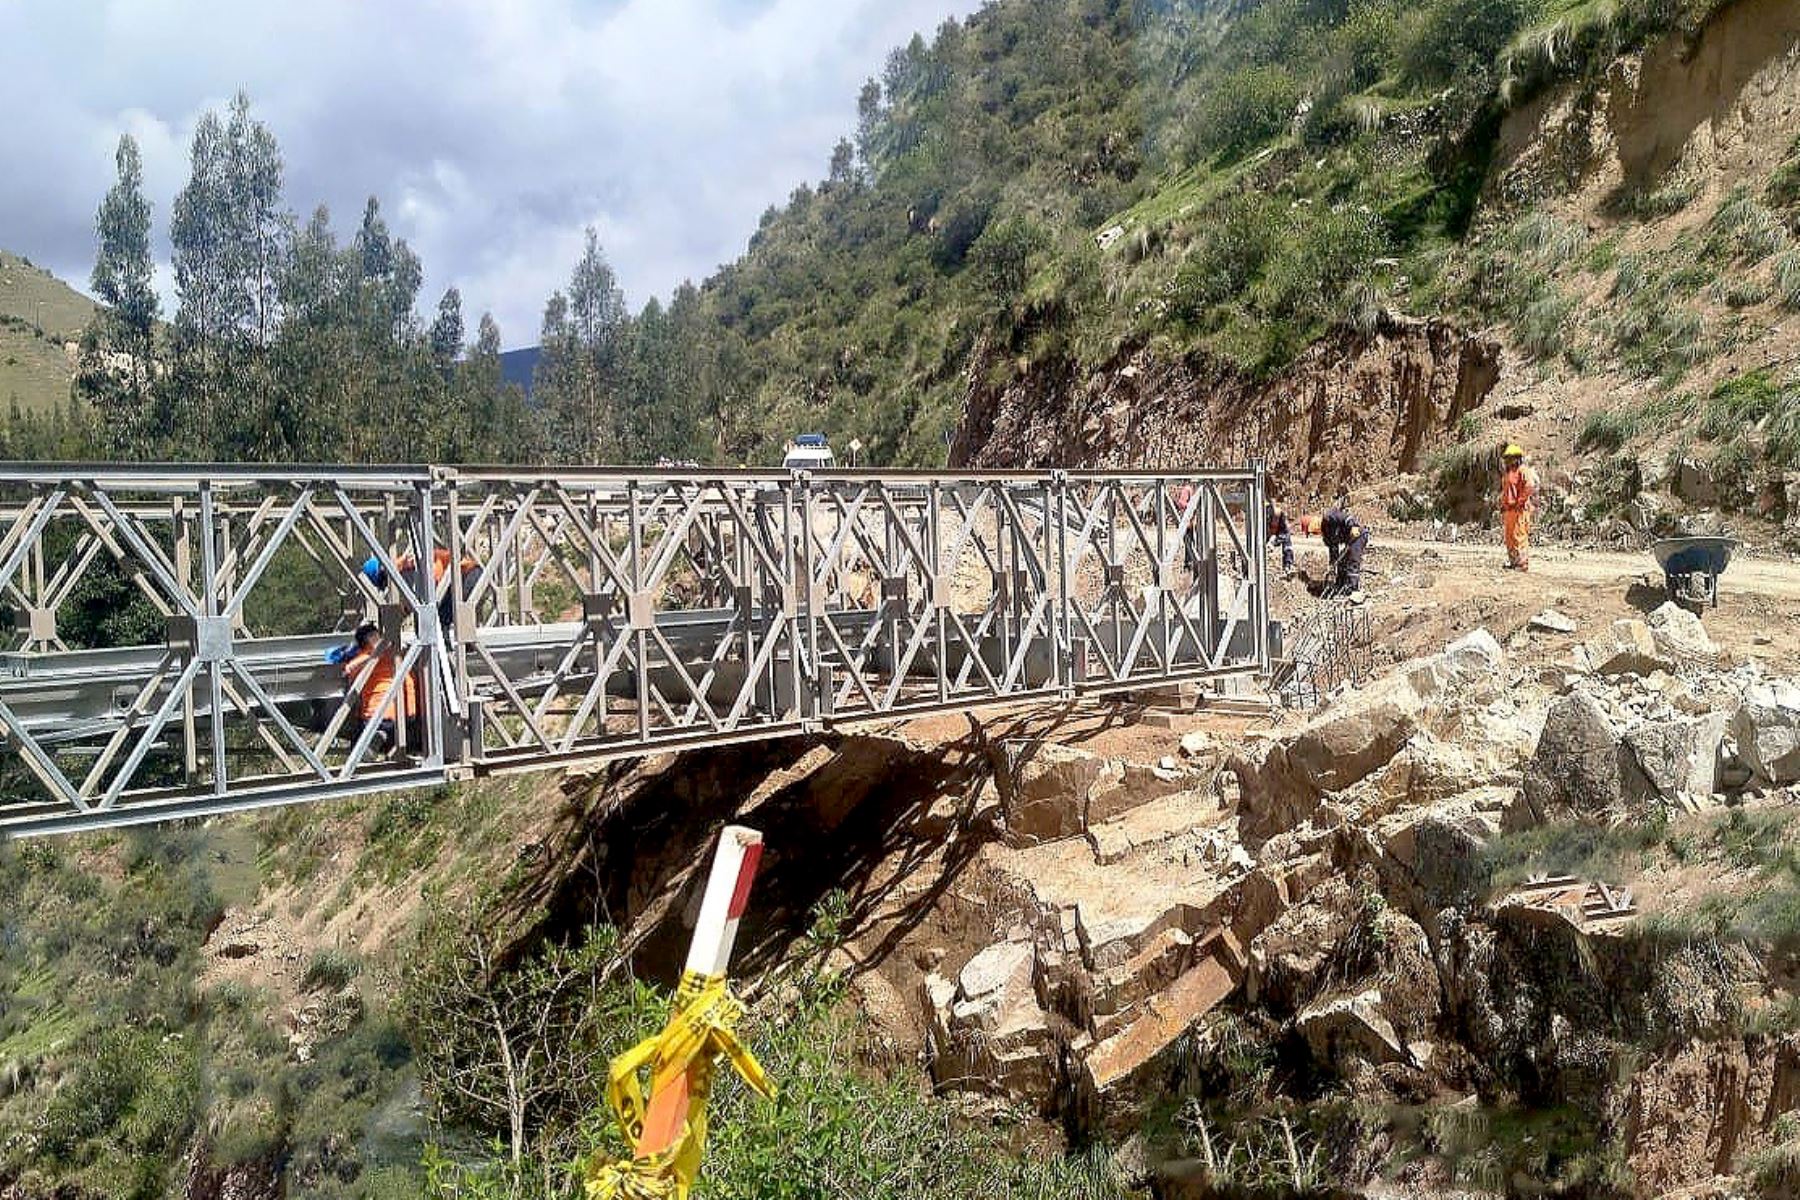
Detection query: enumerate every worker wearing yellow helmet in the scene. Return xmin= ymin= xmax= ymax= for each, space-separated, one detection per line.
xmin=1498 ymin=443 xmax=1539 ymax=572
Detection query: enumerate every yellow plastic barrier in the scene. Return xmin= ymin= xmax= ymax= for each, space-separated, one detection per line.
xmin=584 ymin=969 xmax=775 ymax=1200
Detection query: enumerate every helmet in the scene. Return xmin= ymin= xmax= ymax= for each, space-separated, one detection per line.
xmin=1502 ymin=444 xmax=1525 ymax=459
xmin=361 ymin=556 xmax=387 ymax=588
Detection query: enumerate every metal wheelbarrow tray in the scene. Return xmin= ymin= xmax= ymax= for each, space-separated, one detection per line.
xmin=1651 ymin=536 xmax=1738 ymax=609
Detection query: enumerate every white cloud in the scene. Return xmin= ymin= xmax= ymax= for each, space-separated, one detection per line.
xmin=0 ymin=0 xmax=982 ymax=345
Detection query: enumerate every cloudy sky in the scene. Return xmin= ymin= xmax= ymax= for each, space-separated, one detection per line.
xmin=0 ymin=0 xmax=983 ymax=346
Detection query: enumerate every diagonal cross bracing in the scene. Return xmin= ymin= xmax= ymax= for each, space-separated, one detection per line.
xmin=0 ymin=462 xmax=1272 ymax=837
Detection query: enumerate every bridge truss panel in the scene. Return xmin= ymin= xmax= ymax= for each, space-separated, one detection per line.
xmin=0 ymin=463 xmax=1270 ymax=836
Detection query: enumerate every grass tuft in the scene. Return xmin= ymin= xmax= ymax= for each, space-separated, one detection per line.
xmin=1704 ymin=186 xmax=1791 ymax=264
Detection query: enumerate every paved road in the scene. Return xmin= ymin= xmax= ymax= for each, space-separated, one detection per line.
xmin=1379 ymin=537 xmax=1800 ymax=601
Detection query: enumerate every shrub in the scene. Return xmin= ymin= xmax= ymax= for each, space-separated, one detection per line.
xmin=1767 ymin=135 xmax=1800 ymax=211
xmin=1187 ymin=64 xmax=1301 ymax=160
xmin=1713 ymin=275 xmax=1769 ymax=308
xmin=1402 ymin=0 xmax=1547 ymax=84
xmin=1618 ymin=169 xmax=1701 ymax=218
xmin=1257 ymin=204 xmax=1391 ymax=325
xmin=1167 ymin=195 xmax=1279 ymax=322
xmin=1576 ymin=408 xmax=1639 ymax=452
xmin=1774 ymin=249 xmax=1800 ymax=311
xmin=1702 ymin=369 xmax=1800 ymax=467
xmin=301 ymin=946 xmax=361 ymax=993
xmin=1503 ymin=212 xmax=1587 ymax=273
xmin=1516 ymin=289 xmax=1575 ymax=360
xmin=1606 ymin=293 xmax=1707 ymax=381
xmin=1610 ymin=254 xmax=1647 ymax=299
xmin=966 ymin=214 xmax=1053 ymax=309
xmin=1330 ymin=0 xmax=1402 ymax=89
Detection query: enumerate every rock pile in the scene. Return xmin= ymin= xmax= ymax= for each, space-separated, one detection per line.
xmin=912 ymin=621 xmax=1800 ymax=1150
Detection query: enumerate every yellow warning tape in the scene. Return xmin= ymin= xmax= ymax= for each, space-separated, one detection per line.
xmin=584 ymin=970 xmax=775 ymax=1200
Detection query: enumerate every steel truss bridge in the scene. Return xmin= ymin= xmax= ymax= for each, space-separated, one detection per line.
xmin=0 ymin=463 xmax=1273 ymax=837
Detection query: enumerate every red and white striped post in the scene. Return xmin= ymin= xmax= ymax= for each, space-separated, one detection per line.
xmin=632 ymin=824 xmax=764 ymax=1158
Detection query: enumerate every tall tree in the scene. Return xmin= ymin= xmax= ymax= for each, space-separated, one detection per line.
xmin=536 ymin=229 xmax=628 ymax=462
xmin=429 ymin=287 xmax=465 ymax=374
xmin=461 ymin=313 xmax=533 ymax=463
xmin=168 ymin=109 xmax=232 ymax=452
xmin=225 ymin=93 xmax=287 ymax=356
xmin=267 ymin=205 xmax=353 ymax=461
xmin=83 ymin=134 xmax=160 ymax=455
xmin=345 ymin=197 xmax=433 ymax=460
xmin=167 ymin=93 xmax=289 ymax=456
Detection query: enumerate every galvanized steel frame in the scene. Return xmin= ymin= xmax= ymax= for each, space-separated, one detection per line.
xmin=0 ymin=462 xmax=1270 ymax=836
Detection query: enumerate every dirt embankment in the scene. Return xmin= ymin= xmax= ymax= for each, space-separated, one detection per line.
xmin=950 ymin=314 xmax=1501 ymax=508
xmin=1493 ymin=0 xmax=1800 ymax=212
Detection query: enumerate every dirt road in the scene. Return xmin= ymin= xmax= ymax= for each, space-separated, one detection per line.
xmin=1379 ymin=537 xmax=1800 ymax=601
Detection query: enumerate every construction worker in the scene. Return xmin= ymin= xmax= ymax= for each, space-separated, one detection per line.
xmin=1172 ymin=481 xmax=1202 ymax=577
xmin=340 ymin=622 xmax=418 ymax=753
xmin=1498 ymin=444 xmax=1539 ymax=572
xmin=1321 ymin=492 xmax=1368 ymax=596
xmin=362 ymin=546 xmax=482 ymax=634
xmin=1268 ymin=500 xmax=1295 ymax=573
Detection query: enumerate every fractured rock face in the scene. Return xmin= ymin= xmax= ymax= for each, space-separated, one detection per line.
xmin=1733 ymin=680 xmax=1800 ymax=785
xmin=1624 ymin=710 xmax=1730 ymax=801
xmin=1079 ymin=932 xmax=1244 ymax=1106
xmin=993 ymin=742 xmax=1113 ymax=844
xmin=991 ymin=742 xmax=1189 ymax=846
xmin=923 ymin=940 xmax=1061 ymax=1107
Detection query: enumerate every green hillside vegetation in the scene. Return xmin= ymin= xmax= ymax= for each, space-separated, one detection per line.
xmin=0 ymin=249 xmax=93 ymax=416
xmin=661 ymin=0 xmax=1738 ymax=466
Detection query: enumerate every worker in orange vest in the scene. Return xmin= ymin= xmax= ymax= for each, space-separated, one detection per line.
xmin=362 ymin=547 xmax=482 ymax=634
xmin=1498 ymin=444 xmax=1539 ymax=572
xmin=341 ymin=622 xmax=418 ymax=752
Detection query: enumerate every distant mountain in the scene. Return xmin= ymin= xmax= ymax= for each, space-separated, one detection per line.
xmin=500 ymin=346 xmax=539 ymax=398
xmin=0 ymin=250 xmax=96 ymax=414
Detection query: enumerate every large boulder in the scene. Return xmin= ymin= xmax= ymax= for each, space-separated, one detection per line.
xmin=923 ymin=940 xmax=1061 ymax=1106
xmin=1646 ymin=602 xmax=1717 ymax=661
xmin=1234 ymin=632 xmax=1506 ymax=844
xmin=1519 ymin=690 xmax=1654 ymax=824
xmin=1674 ymin=454 xmax=1716 ymax=505
xmin=1624 ymin=711 xmax=1730 ymax=801
xmin=1733 ymin=681 xmax=1800 ymax=785
xmin=1579 ymin=619 xmax=1672 ymax=677
xmin=1296 ymin=989 xmax=1408 ymax=1069
xmin=993 ymin=742 xmax=1113 ymax=845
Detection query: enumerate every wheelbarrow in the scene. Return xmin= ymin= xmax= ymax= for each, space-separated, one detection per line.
xmin=1651 ymin=536 xmax=1738 ymax=610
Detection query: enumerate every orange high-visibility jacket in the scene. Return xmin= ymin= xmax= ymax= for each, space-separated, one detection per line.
xmin=1500 ymin=465 xmax=1539 ymax=512
xmin=397 ymin=547 xmax=479 ymax=583
xmin=344 ymin=649 xmax=416 ymax=721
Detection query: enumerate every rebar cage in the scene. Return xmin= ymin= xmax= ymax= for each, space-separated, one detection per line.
xmin=0 ymin=463 xmax=1272 ymax=836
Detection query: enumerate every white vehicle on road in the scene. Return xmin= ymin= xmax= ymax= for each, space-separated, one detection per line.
xmin=782 ymin=433 xmax=836 ymax=471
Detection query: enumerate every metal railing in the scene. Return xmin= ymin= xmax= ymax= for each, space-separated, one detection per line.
xmin=0 ymin=463 xmax=1272 ymax=836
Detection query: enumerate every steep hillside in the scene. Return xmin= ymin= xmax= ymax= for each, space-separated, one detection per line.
xmin=0 ymin=250 xmax=91 ymax=415
xmin=664 ymin=0 xmax=1794 ymax=544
